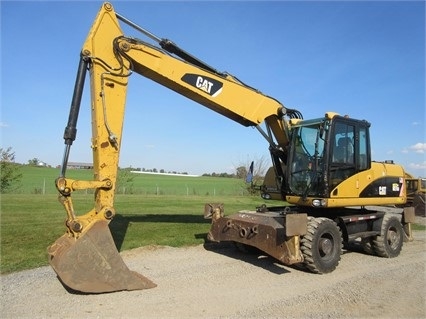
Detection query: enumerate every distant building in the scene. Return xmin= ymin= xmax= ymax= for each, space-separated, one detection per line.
xmin=67 ymin=162 xmax=93 ymax=169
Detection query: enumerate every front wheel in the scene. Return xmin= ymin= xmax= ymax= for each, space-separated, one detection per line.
xmin=300 ymin=217 xmax=342 ymax=274
xmin=373 ymin=214 xmax=403 ymax=258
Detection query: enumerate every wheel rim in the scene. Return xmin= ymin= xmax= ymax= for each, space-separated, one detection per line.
xmin=318 ymin=234 xmax=334 ymax=257
xmin=387 ymin=226 xmax=400 ymax=250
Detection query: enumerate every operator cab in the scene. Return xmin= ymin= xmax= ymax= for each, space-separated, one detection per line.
xmin=286 ymin=113 xmax=371 ymax=199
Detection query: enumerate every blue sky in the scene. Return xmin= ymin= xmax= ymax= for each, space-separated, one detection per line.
xmin=1 ymin=1 xmax=425 ymax=176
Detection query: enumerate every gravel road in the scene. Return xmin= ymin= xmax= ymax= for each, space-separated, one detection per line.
xmin=2 ymin=224 xmax=425 ymax=319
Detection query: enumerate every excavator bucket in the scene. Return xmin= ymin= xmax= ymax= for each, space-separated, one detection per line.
xmin=48 ymin=220 xmax=156 ymax=293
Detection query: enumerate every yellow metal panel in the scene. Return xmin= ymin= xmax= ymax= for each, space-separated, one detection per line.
xmin=287 ymin=162 xmax=406 ymax=207
xmin=122 ymin=40 xmax=285 ymax=126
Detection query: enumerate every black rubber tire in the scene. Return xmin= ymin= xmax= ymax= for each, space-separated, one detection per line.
xmin=372 ymin=214 xmax=403 ymax=258
xmin=361 ymin=237 xmax=376 ymax=255
xmin=301 ymin=217 xmax=342 ymax=274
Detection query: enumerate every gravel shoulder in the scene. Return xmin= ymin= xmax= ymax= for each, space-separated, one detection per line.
xmin=1 ymin=225 xmax=425 ymax=319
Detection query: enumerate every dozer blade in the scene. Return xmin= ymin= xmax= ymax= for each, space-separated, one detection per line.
xmin=48 ymin=219 xmax=156 ymax=293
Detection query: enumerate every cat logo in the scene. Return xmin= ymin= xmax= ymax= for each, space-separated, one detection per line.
xmin=181 ymin=73 xmax=223 ymax=97
xmin=196 ymin=76 xmax=214 ymax=94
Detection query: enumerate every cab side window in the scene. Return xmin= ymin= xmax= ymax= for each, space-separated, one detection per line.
xmin=330 ymin=122 xmax=355 ymax=189
xmin=332 ymin=124 xmax=354 ymax=164
xmin=358 ymin=126 xmax=368 ymax=171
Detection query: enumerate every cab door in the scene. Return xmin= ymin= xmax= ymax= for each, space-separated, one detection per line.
xmin=328 ymin=117 xmax=371 ymax=192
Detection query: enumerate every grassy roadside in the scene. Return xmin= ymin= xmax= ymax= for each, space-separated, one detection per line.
xmin=0 ymin=193 xmax=266 ymax=274
xmin=2 ymin=192 xmax=424 ymax=274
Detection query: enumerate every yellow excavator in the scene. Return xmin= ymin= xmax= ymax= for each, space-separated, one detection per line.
xmin=404 ymin=174 xmax=426 ymax=216
xmin=48 ymin=2 xmax=415 ymax=293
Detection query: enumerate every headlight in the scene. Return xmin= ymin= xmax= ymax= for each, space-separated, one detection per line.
xmin=312 ymin=199 xmax=327 ymax=207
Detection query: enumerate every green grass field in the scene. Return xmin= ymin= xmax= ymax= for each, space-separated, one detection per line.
xmin=15 ymin=166 xmax=248 ymax=196
xmin=1 ymin=166 xmax=267 ymax=273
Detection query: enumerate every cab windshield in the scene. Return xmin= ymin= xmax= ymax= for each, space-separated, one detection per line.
xmin=288 ymin=123 xmax=325 ymax=197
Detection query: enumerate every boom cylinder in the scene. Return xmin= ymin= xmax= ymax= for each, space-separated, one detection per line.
xmin=60 ymin=55 xmax=88 ymax=177
xmin=63 ymin=55 xmax=88 ymax=145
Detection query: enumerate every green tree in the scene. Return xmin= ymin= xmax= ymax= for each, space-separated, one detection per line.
xmin=236 ymin=166 xmax=247 ymax=179
xmin=116 ymin=168 xmax=135 ymax=194
xmin=0 ymin=147 xmax=23 ymax=193
xmin=28 ymin=158 xmax=40 ymax=166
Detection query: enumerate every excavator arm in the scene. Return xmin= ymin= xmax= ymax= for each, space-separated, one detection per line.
xmin=48 ymin=2 xmax=299 ymax=293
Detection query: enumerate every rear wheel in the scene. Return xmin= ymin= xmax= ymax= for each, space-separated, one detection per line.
xmin=301 ymin=217 xmax=342 ymax=274
xmin=373 ymin=214 xmax=403 ymax=258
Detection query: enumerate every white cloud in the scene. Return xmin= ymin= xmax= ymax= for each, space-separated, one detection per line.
xmin=0 ymin=122 xmax=9 ymax=128
xmin=412 ymin=121 xmax=421 ymax=126
xmin=408 ymin=161 xmax=426 ymax=170
xmin=409 ymin=143 xmax=426 ymax=154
